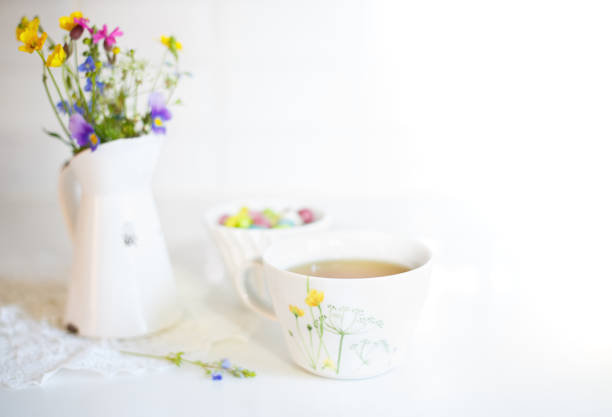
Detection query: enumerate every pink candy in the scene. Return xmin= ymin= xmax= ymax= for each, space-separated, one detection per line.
xmin=298 ymin=208 xmax=315 ymax=224
xmin=251 ymin=211 xmax=271 ymax=228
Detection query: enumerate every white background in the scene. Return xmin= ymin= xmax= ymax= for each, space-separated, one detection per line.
xmin=1 ymin=0 xmax=611 ymax=415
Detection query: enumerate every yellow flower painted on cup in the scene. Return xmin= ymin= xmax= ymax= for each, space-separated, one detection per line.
xmin=46 ymin=44 xmax=67 ymax=67
xmin=322 ymin=358 xmax=336 ymax=370
xmin=59 ymin=11 xmax=83 ymax=31
xmin=18 ymin=18 xmax=47 ymax=54
xmin=289 ymin=304 xmax=304 ymax=318
xmin=305 ymin=289 xmax=324 ymax=307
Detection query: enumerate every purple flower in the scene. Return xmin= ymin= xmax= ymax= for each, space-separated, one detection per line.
xmin=148 ymin=92 xmax=172 ymax=134
xmin=69 ymin=113 xmax=100 ymax=151
xmin=221 ymin=359 xmax=231 ymax=369
xmin=78 ymin=56 xmax=95 ymax=72
xmin=211 ymin=372 xmax=222 ymax=381
xmin=84 ymin=77 xmax=104 ymax=93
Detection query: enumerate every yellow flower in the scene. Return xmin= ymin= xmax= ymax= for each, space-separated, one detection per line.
xmin=289 ymin=304 xmax=304 ymax=318
xmin=305 ymin=289 xmax=324 ymax=307
xmin=15 ymin=16 xmax=30 ymax=40
xmin=59 ymin=11 xmax=83 ymax=31
xmin=322 ymin=358 xmax=336 ymax=370
xmin=46 ymin=44 xmax=66 ymax=67
xmin=161 ymin=35 xmax=182 ymax=51
xmin=18 ymin=18 xmax=47 ymax=54
xmin=112 ymin=46 xmax=120 ymax=55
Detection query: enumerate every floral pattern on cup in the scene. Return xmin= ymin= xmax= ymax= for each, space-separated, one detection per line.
xmin=287 ymin=277 xmax=394 ymax=375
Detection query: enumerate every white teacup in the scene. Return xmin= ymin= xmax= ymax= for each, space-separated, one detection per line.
xmin=237 ymin=231 xmax=432 ymax=379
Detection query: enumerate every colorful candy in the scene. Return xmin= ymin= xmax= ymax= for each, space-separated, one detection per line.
xmin=298 ymin=208 xmax=315 ymax=224
xmin=218 ymin=206 xmax=317 ymax=229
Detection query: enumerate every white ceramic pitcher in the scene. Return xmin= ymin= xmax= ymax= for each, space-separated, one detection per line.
xmin=59 ymin=135 xmax=179 ymax=338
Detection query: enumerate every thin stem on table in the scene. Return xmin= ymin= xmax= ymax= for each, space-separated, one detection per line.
xmin=119 ymin=350 xmax=256 ymax=379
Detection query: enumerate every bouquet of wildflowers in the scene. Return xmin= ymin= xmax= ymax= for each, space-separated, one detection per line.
xmin=15 ymin=12 xmax=188 ymax=154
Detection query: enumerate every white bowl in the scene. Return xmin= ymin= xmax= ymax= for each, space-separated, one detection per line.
xmin=206 ymin=201 xmax=332 ymax=299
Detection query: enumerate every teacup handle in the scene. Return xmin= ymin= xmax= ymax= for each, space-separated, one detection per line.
xmin=235 ymin=259 xmax=277 ymax=320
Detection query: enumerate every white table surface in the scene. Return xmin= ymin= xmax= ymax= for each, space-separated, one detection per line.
xmin=0 ymin=196 xmax=610 ymax=417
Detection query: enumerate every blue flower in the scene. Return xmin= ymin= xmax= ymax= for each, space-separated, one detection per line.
xmin=84 ymin=76 xmax=104 ymax=93
xmin=78 ymin=56 xmax=95 ymax=72
xmin=57 ymin=101 xmax=86 ymax=116
xmin=56 ymin=100 xmax=70 ymax=114
xmin=211 ymin=372 xmax=222 ymax=381
xmin=73 ymin=103 xmax=86 ymax=115
xmin=148 ymin=92 xmax=172 ymax=134
xmin=221 ymin=359 xmax=231 ymax=369
xmin=69 ymin=113 xmax=99 ymax=150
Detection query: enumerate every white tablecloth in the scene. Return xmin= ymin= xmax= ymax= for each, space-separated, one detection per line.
xmin=0 ymin=197 xmax=609 ymax=416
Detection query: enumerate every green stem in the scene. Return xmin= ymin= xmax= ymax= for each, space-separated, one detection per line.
xmin=120 ymin=350 xmax=164 ymax=360
xmin=151 ymin=50 xmax=167 ymax=92
xmin=41 ymin=70 xmax=73 ymax=145
xmin=309 ymin=328 xmax=313 ymax=351
xmin=167 ymin=57 xmax=180 ymax=104
xmin=133 ymin=82 xmax=139 ymax=117
xmin=37 ymin=51 xmax=66 ymax=103
xmin=71 ymin=41 xmax=88 ymax=117
xmin=166 ymin=58 xmax=179 ymax=105
xmin=121 ymin=351 xmax=217 ymax=369
xmin=336 ymin=333 xmax=345 ymax=375
xmin=91 ymin=73 xmax=96 ymax=118
xmin=295 ymin=317 xmax=316 ymax=369
xmin=317 ymin=305 xmax=331 ymax=358
xmin=166 ymin=83 xmax=178 ymax=105
xmin=60 ymin=66 xmax=74 ymax=112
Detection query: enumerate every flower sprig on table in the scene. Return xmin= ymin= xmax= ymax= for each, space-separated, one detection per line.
xmin=121 ymin=351 xmax=256 ymax=381
xmin=15 ymin=12 xmax=190 ymax=154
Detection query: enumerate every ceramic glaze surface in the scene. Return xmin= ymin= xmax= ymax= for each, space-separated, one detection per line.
xmin=59 ymin=136 xmax=179 ymax=338
xmin=239 ymin=231 xmax=432 ymax=379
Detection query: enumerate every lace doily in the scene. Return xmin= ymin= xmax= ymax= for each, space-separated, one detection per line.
xmin=0 ymin=270 xmax=260 ymax=389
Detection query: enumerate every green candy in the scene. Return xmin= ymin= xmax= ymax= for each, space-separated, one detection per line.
xmin=262 ymin=208 xmax=279 ymax=227
xmin=237 ymin=216 xmax=252 ymax=228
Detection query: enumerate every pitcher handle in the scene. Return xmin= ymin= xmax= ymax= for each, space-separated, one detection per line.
xmin=234 ymin=259 xmax=277 ymax=320
xmin=58 ymin=162 xmax=80 ymax=242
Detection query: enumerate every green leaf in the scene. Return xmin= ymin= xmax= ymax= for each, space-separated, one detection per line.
xmin=43 ymin=129 xmax=66 ymax=141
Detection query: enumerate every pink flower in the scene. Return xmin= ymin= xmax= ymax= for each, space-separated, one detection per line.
xmin=92 ymin=24 xmax=123 ymax=49
xmin=74 ymin=17 xmax=92 ymax=34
